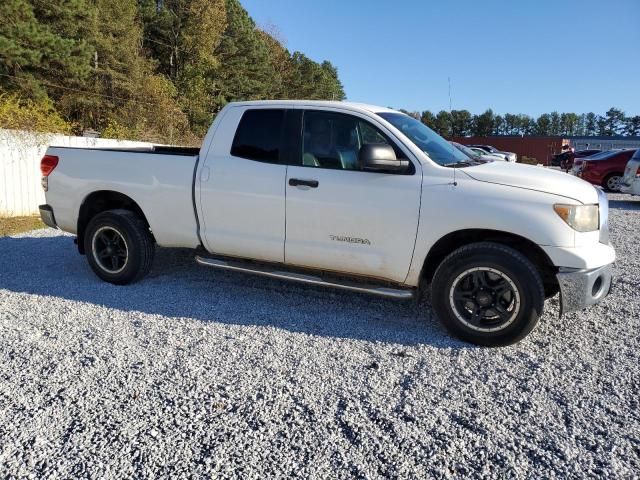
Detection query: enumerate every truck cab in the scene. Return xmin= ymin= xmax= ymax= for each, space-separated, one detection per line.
xmin=195 ymin=103 xmax=426 ymax=283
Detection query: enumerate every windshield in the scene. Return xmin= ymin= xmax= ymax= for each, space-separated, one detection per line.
xmin=471 ymin=145 xmax=497 ymax=153
xmin=377 ymin=112 xmax=471 ymax=166
xmin=585 ymin=150 xmax=622 ymax=160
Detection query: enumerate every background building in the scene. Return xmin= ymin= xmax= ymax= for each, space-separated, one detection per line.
xmin=567 ymin=136 xmax=640 ymax=151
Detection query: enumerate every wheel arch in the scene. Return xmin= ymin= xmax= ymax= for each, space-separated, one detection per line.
xmin=77 ymin=190 xmax=151 ymax=254
xmin=421 ymin=228 xmax=559 ymax=298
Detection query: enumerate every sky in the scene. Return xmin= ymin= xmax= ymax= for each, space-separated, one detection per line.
xmin=241 ymin=0 xmax=640 ymax=117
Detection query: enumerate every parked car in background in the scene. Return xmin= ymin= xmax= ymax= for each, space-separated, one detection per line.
xmin=466 ymin=146 xmax=508 ymax=162
xmin=553 ymin=149 xmax=601 ymax=171
xmin=451 ymin=142 xmax=505 ymax=162
xmin=468 ymin=147 xmax=509 ymax=161
xmin=578 ymin=149 xmax=637 ymax=192
xmin=469 ymin=145 xmax=517 ymax=162
xmin=571 ymin=150 xmax=621 ymax=176
xmin=620 ymin=149 xmax=640 ymax=196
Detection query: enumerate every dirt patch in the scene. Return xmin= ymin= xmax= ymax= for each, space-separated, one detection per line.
xmin=0 ymin=216 xmax=46 ymax=237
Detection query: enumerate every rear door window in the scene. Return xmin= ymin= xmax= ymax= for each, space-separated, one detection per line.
xmin=231 ymin=109 xmax=285 ymax=164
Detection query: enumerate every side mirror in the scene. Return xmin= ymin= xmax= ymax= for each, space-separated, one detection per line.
xmin=359 ymin=144 xmax=409 ymax=172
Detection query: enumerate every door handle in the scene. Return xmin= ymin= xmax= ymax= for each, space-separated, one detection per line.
xmin=289 ymin=178 xmax=319 ymax=188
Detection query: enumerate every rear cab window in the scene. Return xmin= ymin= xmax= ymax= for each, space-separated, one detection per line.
xmin=230 ymin=109 xmax=285 ymax=164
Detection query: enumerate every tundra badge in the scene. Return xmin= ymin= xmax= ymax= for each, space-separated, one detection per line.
xmin=330 ymin=235 xmax=371 ymax=245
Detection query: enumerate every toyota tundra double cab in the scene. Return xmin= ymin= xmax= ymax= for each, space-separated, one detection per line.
xmin=39 ymin=101 xmax=615 ymax=346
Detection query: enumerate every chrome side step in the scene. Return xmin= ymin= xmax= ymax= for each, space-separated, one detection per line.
xmin=195 ymin=255 xmax=414 ymax=299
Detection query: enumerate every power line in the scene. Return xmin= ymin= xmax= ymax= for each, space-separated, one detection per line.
xmin=1 ymin=72 xmax=159 ymax=108
xmin=3 ymin=33 xmax=193 ymax=68
xmin=142 ymin=36 xmax=190 ymax=54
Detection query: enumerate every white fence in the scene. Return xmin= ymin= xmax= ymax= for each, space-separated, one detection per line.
xmin=0 ymin=129 xmax=151 ymax=216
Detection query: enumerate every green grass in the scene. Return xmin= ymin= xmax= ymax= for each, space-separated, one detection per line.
xmin=0 ymin=215 xmax=46 ymax=237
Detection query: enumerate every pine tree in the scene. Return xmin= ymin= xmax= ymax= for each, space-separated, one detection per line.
xmin=603 ymin=107 xmax=625 ymax=135
xmin=139 ymin=0 xmax=227 ymax=135
xmin=66 ymin=0 xmax=189 ymax=140
xmin=259 ymin=28 xmax=294 ymax=99
xmin=625 ymin=116 xmax=640 ymax=136
xmin=517 ymin=114 xmax=535 ymax=135
xmin=535 ymin=114 xmax=551 ymax=135
xmin=434 ymin=110 xmax=452 ymax=137
xmin=212 ymin=0 xmax=275 ymax=108
xmin=420 ymin=110 xmax=436 ymax=129
xmin=549 ymin=111 xmax=561 ymax=135
xmin=584 ymin=113 xmax=597 ymax=136
xmin=0 ymin=0 xmax=92 ymax=98
xmin=473 ymin=109 xmax=494 ymax=136
xmin=492 ymin=115 xmax=504 ymax=135
xmin=450 ymin=110 xmax=472 ymax=136
xmin=1 ymin=0 xmax=348 ymax=141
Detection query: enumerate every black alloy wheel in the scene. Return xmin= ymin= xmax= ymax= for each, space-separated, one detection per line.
xmin=92 ymin=226 xmax=129 ymax=274
xmin=449 ymin=267 xmax=520 ymax=332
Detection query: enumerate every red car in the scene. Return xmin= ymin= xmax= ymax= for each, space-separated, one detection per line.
xmin=578 ymin=149 xmax=638 ymax=191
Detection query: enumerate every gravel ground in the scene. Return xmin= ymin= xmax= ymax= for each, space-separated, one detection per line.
xmin=0 ymin=193 xmax=639 ymax=479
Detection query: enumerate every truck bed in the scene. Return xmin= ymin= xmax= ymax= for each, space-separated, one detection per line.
xmin=45 ymin=146 xmax=201 ymax=249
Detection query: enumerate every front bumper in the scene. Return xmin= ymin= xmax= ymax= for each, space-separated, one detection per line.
xmin=39 ymin=204 xmax=57 ymax=228
xmin=556 ymin=263 xmax=613 ymax=315
xmin=620 ymin=179 xmax=640 ymax=195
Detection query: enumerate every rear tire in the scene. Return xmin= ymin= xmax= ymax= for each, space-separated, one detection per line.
xmin=430 ymin=242 xmax=544 ymax=346
xmin=603 ymin=173 xmax=622 ymax=192
xmin=84 ymin=209 xmax=154 ymax=285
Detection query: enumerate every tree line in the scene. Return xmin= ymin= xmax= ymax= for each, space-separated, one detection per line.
xmin=0 ymin=0 xmax=345 ymax=143
xmin=402 ymin=107 xmax=640 ymax=138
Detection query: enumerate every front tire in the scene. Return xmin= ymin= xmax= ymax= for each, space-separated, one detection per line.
xmin=431 ymin=242 xmax=544 ymax=346
xmin=84 ymin=209 xmax=154 ymax=285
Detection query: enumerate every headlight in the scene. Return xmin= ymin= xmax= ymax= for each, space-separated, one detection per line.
xmin=553 ymin=204 xmax=599 ymax=232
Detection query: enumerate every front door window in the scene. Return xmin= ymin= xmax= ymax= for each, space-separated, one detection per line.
xmin=301 ymin=111 xmax=400 ymax=171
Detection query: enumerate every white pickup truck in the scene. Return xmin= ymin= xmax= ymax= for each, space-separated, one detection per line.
xmin=39 ymin=101 xmax=615 ymax=346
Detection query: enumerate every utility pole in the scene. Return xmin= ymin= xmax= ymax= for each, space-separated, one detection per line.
xmin=448 ymin=76 xmax=452 ymax=112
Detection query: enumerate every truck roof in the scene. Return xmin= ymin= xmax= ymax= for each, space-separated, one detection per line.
xmin=225 ymin=100 xmax=399 ymax=115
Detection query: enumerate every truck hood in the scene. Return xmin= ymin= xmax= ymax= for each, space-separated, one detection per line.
xmin=462 ymin=161 xmax=598 ymax=204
